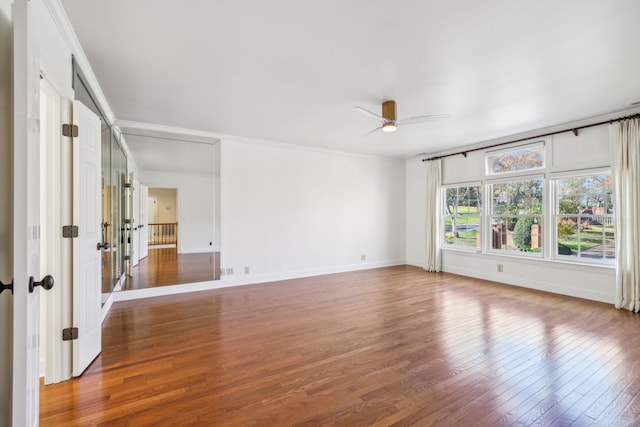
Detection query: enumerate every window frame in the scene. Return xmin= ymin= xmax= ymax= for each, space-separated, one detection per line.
xmin=439 ymin=140 xmax=615 ymax=268
xmin=487 ymin=175 xmax=545 ymax=258
xmin=485 ymin=141 xmax=545 ymax=177
xmin=441 ymin=183 xmax=483 ymax=252
xmin=551 ymin=169 xmax=615 ymax=265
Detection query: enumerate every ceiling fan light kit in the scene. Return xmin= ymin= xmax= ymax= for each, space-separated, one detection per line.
xmin=382 ymin=122 xmax=397 ymax=132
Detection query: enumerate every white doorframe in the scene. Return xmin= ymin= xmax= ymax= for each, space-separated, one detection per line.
xmin=0 ymin=2 xmax=13 ymax=425
xmin=12 ymin=1 xmax=42 ymax=424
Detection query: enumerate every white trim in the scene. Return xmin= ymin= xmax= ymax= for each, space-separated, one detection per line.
xmin=101 ymin=292 xmax=114 ymax=323
xmin=441 ymin=180 xmax=482 ymax=189
xmin=551 ymin=171 xmax=615 ymax=266
xmin=549 ymin=166 xmax=611 ymax=179
xmin=485 ymin=172 xmax=545 ymax=184
xmin=485 ymin=144 xmax=546 ymax=178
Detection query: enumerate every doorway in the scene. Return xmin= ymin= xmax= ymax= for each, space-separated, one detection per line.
xmin=147 ymin=188 xmax=178 ymax=249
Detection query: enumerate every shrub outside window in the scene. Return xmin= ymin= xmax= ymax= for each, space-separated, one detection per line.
xmin=490 ymin=179 xmax=544 ymax=255
xmin=555 ymin=174 xmax=614 ymax=262
xmin=443 ymin=185 xmax=482 ymax=249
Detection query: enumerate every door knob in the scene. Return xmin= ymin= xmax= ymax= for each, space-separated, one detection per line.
xmin=0 ymin=279 xmax=13 ymax=295
xmin=29 ymin=275 xmax=54 ymax=293
xmin=97 ymin=242 xmax=111 ymax=250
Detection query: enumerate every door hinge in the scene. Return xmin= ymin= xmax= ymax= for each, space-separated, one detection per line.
xmin=62 ymin=225 xmax=79 ymax=238
xmin=62 ymin=124 xmax=79 ymax=138
xmin=62 ymin=327 xmax=79 ymax=341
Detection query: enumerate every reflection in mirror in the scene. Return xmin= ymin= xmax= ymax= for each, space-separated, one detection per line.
xmin=118 ymin=129 xmax=220 ymax=291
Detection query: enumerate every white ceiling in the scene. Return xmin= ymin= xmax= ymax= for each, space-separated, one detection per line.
xmin=119 ymin=127 xmax=218 ymax=175
xmin=61 ymin=0 xmax=640 ymax=161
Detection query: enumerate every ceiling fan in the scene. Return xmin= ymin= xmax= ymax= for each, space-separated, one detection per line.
xmin=355 ymin=100 xmax=448 ymax=136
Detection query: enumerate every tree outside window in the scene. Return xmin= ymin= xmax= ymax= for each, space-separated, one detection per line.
xmin=555 ymin=174 xmax=614 ymax=261
xmin=490 ymin=179 xmax=544 ymax=254
xmin=443 ymin=186 xmax=482 ymax=249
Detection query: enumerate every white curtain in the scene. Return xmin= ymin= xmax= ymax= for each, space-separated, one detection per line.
xmin=610 ymin=117 xmax=640 ymax=312
xmin=424 ymin=159 xmax=442 ymax=272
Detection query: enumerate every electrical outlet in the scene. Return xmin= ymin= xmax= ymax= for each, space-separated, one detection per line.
xmin=497 ymin=264 xmax=503 ymax=272
xmin=244 ymin=266 xmax=250 ymax=274
xmin=361 ymin=254 xmax=366 ymax=261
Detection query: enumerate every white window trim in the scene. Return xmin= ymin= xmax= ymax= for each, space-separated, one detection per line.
xmin=487 ymin=177 xmax=545 ymax=258
xmin=550 ymin=171 xmax=615 ymax=265
xmin=485 ymin=140 xmax=546 ymax=177
xmin=442 ymin=183 xmax=483 ymax=252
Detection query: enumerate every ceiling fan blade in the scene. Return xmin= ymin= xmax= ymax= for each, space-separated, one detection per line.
xmin=355 ymin=106 xmax=384 ymax=122
xmin=397 ymin=114 xmax=449 ymax=125
xmin=362 ymin=126 xmax=383 ymax=137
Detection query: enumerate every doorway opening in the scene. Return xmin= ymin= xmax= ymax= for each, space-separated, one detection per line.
xmin=147 ymin=188 xmax=178 ymax=249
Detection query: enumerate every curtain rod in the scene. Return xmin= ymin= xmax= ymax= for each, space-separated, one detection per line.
xmin=422 ymin=112 xmax=640 ymax=162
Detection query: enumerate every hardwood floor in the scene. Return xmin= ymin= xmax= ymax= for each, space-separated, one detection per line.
xmin=121 ymin=248 xmax=220 ymax=290
xmin=40 ymin=266 xmax=640 ymax=426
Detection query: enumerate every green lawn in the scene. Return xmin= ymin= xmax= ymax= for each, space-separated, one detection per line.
xmin=558 ymin=224 xmax=614 ymax=254
xmin=444 ymin=206 xmax=480 ymax=227
xmin=444 ymin=230 xmax=478 ymax=247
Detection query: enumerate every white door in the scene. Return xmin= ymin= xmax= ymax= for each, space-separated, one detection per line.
xmin=72 ymin=100 xmax=102 ymax=376
xmin=139 ymin=184 xmax=149 ymax=260
xmin=132 ymin=178 xmax=140 ymax=267
xmin=12 ymin=1 xmax=42 ymax=425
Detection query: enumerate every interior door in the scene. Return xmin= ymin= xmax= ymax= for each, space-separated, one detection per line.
xmin=72 ymin=100 xmax=102 ymax=376
xmin=12 ymin=1 xmax=42 ymax=425
xmin=139 ymin=184 xmax=149 ymax=260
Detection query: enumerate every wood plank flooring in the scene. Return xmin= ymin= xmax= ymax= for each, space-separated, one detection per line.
xmin=121 ymin=248 xmax=220 ymax=290
xmin=40 ymin=266 xmax=640 ymax=426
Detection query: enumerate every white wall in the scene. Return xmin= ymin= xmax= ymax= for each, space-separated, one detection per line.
xmin=406 ymin=120 xmax=618 ymax=303
xmin=148 ymin=188 xmax=177 ymax=223
xmin=140 ymin=170 xmax=215 ymax=254
xmin=220 ymin=139 xmax=406 ymax=283
xmin=0 ymin=0 xmax=13 ymax=424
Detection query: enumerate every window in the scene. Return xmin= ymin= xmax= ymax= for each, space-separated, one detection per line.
xmin=440 ymin=141 xmax=614 ymax=267
xmin=486 ymin=143 xmax=545 ymax=176
xmin=490 ymin=179 xmax=544 ymax=254
xmin=554 ymin=174 xmax=614 ymax=262
xmin=443 ymin=185 xmax=482 ymax=249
